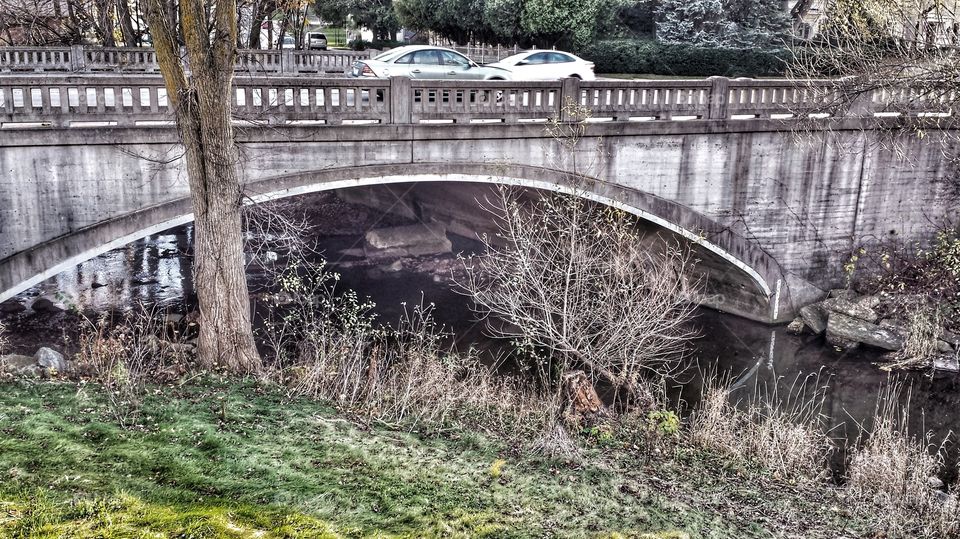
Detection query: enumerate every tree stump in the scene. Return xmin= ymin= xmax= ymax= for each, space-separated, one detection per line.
xmin=561 ymin=370 xmax=608 ymax=428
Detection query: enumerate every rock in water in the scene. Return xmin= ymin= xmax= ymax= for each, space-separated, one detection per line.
xmin=826 ymin=312 xmax=905 ymax=351
xmin=34 ymin=347 xmax=67 ymax=372
xmin=31 ymin=298 xmax=64 ymax=313
xmin=800 ymin=304 xmax=828 ymax=335
xmin=364 ymin=223 xmax=452 ymax=259
xmin=0 ymin=300 xmax=26 ymax=314
xmin=934 ymin=356 xmax=960 ymax=372
xmin=786 ymin=317 xmax=805 ymax=335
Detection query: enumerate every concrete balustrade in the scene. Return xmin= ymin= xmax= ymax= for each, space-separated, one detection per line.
xmin=0 ymin=73 xmax=948 ymax=128
xmin=0 ymin=45 xmax=372 ymax=75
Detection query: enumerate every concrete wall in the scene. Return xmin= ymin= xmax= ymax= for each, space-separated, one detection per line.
xmin=0 ymin=119 xmax=955 ymax=323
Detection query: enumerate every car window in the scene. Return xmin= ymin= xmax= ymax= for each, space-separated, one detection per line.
xmin=374 ymin=48 xmax=411 ymax=61
xmin=525 ymin=53 xmax=550 ymax=65
xmin=548 ymin=52 xmax=574 ymax=63
xmin=440 ymin=51 xmax=470 ymax=66
xmin=395 ymin=52 xmax=415 ymax=64
xmin=412 ymin=50 xmax=442 ymax=65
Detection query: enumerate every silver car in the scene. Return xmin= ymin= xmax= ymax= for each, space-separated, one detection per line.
xmin=350 ymin=45 xmax=511 ymax=80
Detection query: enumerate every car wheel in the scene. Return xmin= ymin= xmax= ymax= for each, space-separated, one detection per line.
xmin=488 ymin=77 xmax=504 ymax=80
xmin=570 ymin=74 xmax=582 ymax=79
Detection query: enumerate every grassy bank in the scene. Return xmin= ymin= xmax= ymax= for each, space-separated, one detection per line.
xmin=0 ymin=379 xmax=867 ymax=538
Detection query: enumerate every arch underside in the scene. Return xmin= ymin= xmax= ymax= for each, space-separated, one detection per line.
xmin=0 ymin=162 xmax=792 ymax=322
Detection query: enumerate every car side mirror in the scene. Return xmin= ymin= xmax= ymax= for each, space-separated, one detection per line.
xmin=516 ymin=60 xmax=529 ymax=66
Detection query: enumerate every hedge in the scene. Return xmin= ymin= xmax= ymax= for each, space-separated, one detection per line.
xmin=578 ymin=39 xmax=789 ymax=78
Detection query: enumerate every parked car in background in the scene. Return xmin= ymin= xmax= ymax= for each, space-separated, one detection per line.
xmin=486 ymin=51 xmax=595 ymax=81
xmin=350 ymin=45 xmax=511 ymax=80
xmin=281 ymin=36 xmax=296 ymax=49
xmin=307 ymin=32 xmax=328 ymax=50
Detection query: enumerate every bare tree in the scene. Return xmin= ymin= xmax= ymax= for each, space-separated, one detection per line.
xmin=460 ymin=186 xmax=699 ymax=405
xmin=142 ymin=0 xmax=261 ymax=372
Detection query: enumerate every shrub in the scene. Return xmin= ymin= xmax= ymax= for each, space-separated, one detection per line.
xmin=349 ymin=38 xmax=405 ymax=51
xmin=578 ymin=39 xmax=788 ymax=78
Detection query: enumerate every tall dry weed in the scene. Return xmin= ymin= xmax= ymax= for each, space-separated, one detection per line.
xmin=846 ymin=383 xmax=960 ymax=538
xmin=689 ymin=372 xmax=833 ymax=483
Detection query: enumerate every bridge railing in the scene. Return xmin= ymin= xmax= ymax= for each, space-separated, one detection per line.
xmin=0 ymin=74 xmax=949 ymax=128
xmin=0 ymin=45 xmax=372 ymax=75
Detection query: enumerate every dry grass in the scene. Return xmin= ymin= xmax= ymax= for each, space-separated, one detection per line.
xmin=903 ymin=307 xmax=943 ymax=362
xmin=265 ymin=263 xmax=556 ymax=437
xmin=689 ymin=374 xmax=833 ymax=484
xmin=846 ymin=385 xmax=960 ymax=538
xmin=0 ymin=320 xmax=7 ymax=355
xmin=73 ymin=307 xmax=192 ymax=427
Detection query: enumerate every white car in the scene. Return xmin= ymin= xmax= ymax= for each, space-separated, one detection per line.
xmin=350 ymin=45 xmax=511 ymax=80
xmin=486 ymin=50 xmax=596 ymax=81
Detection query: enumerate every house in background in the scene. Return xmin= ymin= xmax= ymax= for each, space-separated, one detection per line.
xmin=789 ymin=0 xmax=828 ymax=40
xmin=790 ymin=0 xmax=960 ymax=46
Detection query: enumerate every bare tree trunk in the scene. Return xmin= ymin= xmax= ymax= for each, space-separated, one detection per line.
xmin=144 ymin=0 xmax=261 ymax=373
xmin=117 ymin=0 xmax=138 ymax=45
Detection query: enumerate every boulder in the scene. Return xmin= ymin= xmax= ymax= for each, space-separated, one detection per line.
xmin=0 ymin=300 xmax=26 ymax=314
xmin=879 ymin=319 xmax=909 ymax=335
xmin=828 ymin=288 xmax=857 ymax=300
xmin=1 ymin=353 xmax=35 ymax=371
xmin=34 ymin=347 xmax=67 ymax=372
xmin=934 ymin=356 xmax=960 ymax=372
xmin=786 ymin=317 xmax=805 ymax=335
xmin=826 ymin=312 xmax=905 ymax=351
xmin=30 ymin=297 xmax=64 ymax=313
xmin=821 ymin=298 xmax=879 ymax=324
xmin=855 ymin=295 xmax=882 ymax=310
xmin=826 ymin=334 xmax=861 ymax=352
xmin=364 ymin=223 xmax=452 ymax=259
xmin=0 ymin=354 xmax=41 ymax=378
xmin=800 ymin=304 xmax=828 ymax=335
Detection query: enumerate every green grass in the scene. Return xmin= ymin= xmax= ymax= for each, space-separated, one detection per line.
xmin=0 ymin=380 xmax=865 ymax=538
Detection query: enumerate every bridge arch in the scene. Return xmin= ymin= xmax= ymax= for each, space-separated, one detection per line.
xmin=0 ymin=162 xmax=789 ymax=322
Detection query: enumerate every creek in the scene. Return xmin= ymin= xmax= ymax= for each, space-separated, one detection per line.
xmin=2 ymin=191 xmax=959 ymax=477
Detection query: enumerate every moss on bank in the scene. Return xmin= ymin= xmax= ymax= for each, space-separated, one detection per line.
xmin=0 ymin=380 xmax=864 ymax=538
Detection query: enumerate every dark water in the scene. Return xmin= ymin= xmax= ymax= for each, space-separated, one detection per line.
xmin=4 ymin=196 xmax=960 ymax=477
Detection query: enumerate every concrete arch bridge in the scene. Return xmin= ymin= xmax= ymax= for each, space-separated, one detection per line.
xmin=0 ymin=72 xmax=956 ymax=323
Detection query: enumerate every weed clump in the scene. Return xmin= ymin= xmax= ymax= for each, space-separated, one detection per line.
xmin=846 ymin=386 xmax=960 ymax=538
xmin=689 ymin=376 xmax=832 ymax=484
